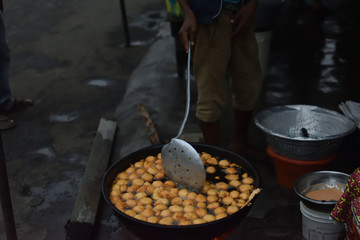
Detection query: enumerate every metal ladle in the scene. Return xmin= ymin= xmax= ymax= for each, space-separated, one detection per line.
xmin=161 ymin=43 xmax=206 ymax=191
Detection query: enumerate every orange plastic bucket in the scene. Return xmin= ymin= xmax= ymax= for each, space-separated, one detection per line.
xmin=266 ymin=146 xmax=336 ymax=189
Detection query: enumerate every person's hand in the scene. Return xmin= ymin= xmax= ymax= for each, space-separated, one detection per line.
xmin=178 ymin=13 xmax=197 ymax=53
xmin=230 ymin=0 xmax=257 ymax=37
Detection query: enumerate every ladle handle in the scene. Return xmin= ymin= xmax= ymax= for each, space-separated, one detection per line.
xmin=175 ymin=42 xmax=191 ymax=139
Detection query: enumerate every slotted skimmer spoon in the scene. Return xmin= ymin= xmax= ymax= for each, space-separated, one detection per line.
xmin=161 ymin=43 xmax=206 ymax=191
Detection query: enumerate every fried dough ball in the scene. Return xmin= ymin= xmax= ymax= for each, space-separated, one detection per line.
xmin=229 ymin=180 xmax=241 ymax=188
xmin=187 ymin=192 xmax=197 ymax=200
xmin=142 ymin=173 xmax=154 ymax=182
xmin=214 ymin=207 xmax=226 ymax=215
xmin=215 ymin=213 xmax=227 ymax=220
xmin=242 ymin=177 xmax=254 ymax=184
xmin=202 ymin=182 xmax=211 ymax=192
xmin=171 ymin=197 xmax=183 ymax=205
xmin=137 ymin=184 xmax=148 ymax=193
xmin=133 ymin=178 xmax=145 ymax=186
xmin=125 ymin=166 xmax=136 ymax=174
xmin=139 ymin=197 xmax=153 ymax=205
xmin=206 ymin=157 xmax=218 ymax=165
xmin=201 ymin=153 xmax=212 ymax=160
xmin=116 ymin=179 xmax=128 ymax=186
xmin=154 ymin=204 xmax=167 ymax=212
xmin=239 ymin=191 xmax=250 ymax=200
xmin=218 ymin=190 xmax=229 ymax=198
xmin=230 ymin=190 xmax=240 ymax=199
xmin=218 ymin=159 xmax=230 ymax=168
xmin=134 ymin=161 xmax=144 ymax=168
xmin=225 ymin=174 xmax=239 ymax=181
xmin=133 ymin=204 xmax=145 ymax=213
xmin=155 ymin=198 xmax=169 ymax=206
xmin=136 ymin=168 xmax=146 ymax=175
xmin=147 ymin=216 xmax=159 ymax=224
xmin=227 ymin=205 xmax=239 ymax=215
xmin=121 ymin=192 xmax=134 ymax=201
xmin=207 ymin=202 xmax=220 ymax=210
xmin=115 ymin=201 xmax=126 ymax=211
xmin=195 ymin=194 xmax=206 ymax=202
xmin=169 ymin=205 xmax=183 ymax=213
xmin=141 ymin=208 xmax=154 ymax=217
xmin=178 ymin=189 xmax=189 ymax=199
xmin=117 ymin=172 xmax=129 ymax=180
xmin=196 ymin=202 xmax=207 ymax=208
xmin=182 ymin=199 xmax=194 ymax=206
xmin=135 ymin=192 xmax=147 ymax=200
xmin=193 ymin=218 xmax=206 ymax=224
xmin=207 ymin=195 xmax=218 ymax=203
xmin=127 ymin=184 xmax=139 ymax=192
xmin=183 ymin=205 xmax=195 ymax=213
xmin=126 ymin=199 xmax=138 ymax=208
xmin=222 ymin=196 xmax=235 ymax=205
xmin=203 ymin=214 xmax=216 ymax=222
xmin=184 ymin=212 xmax=198 ymax=221
xmin=206 ymin=166 xmax=216 ymax=174
xmin=164 ymin=180 xmax=176 ymax=188
xmin=110 ymin=189 xmax=120 ymax=198
xmin=178 ymin=220 xmax=192 ymax=226
xmin=159 ymin=217 xmax=173 ymax=225
xmin=207 ymin=189 xmax=217 ymax=196
xmin=125 ymin=209 xmax=136 ymax=217
xmin=147 ymin=167 xmax=159 ymax=175
xmin=215 ymin=182 xmax=228 ymax=190
xmin=239 ymin=184 xmax=252 ymax=192
xmin=154 ymin=171 xmax=165 ymax=180
xmin=152 ymin=180 xmax=163 ymax=188
xmin=160 ymin=209 xmax=171 ymax=218
xmin=225 ymin=167 xmax=237 ymax=174
xmin=172 ymin=212 xmax=184 ymax=221
xmin=128 ymin=173 xmax=139 ymax=181
xmin=195 ymin=208 xmax=207 ymax=217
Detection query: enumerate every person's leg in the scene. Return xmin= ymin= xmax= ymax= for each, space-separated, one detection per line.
xmin=0 ymin=12 xmax=13 ymax=112
xmin=193 ymin=11 xmax=233 ymax=145
xmin=228 ymin=21 xmax=265 ymax=160
xmin=200 ymin=120 xmax=221 ymax=146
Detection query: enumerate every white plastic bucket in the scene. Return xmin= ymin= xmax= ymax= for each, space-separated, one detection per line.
xmin=255 ymin=30 xmax=273 ymax=78
xmin=300 ymin=201 xmax=346 ymax=240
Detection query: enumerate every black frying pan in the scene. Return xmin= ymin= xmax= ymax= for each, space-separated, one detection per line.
xmin=102 ymin=143 xmax=261 ymax=240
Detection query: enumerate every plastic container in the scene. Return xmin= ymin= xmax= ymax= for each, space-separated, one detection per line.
xmin=255 ymin=30 xmax=273 ymax=76
xmin=300 ymin=201 xmax=346 ymax=240
xmin=266 ymin=147 xmax=336 ymax=189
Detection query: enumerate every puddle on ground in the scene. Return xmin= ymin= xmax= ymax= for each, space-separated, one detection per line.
xmin=31 ymin=170 xmax=82 ymax=210
xmin=36 ymin=147 xmax=56 ymax=158
xmin=87 ymin=79 xmax=111 ymax=87
xmin=49 ymin=112 xmax=78 ymax=122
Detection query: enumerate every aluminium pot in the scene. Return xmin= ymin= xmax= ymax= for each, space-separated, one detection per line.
xmin=102 ymin=143 xmax=261 ymax=240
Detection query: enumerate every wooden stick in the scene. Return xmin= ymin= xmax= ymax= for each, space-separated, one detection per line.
xmin=137 ymin=104 xmax=161 ymax=145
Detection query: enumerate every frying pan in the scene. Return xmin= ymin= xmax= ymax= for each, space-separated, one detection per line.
xmin=102 ymin=143 xmax=261 ymax=240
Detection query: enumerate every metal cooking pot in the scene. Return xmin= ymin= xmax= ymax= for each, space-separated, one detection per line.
xmin=102 ymin=143 xmax=261 ymax=240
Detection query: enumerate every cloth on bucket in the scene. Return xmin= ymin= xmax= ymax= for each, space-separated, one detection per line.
xmin=339 ymin=101 xmax=360 ymax=129
xmin=331 ymin=167 xmax=360 ymax=239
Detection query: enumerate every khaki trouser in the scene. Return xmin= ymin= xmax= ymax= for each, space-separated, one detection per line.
xmin=193 ymin=10 xmax=263 ymax=122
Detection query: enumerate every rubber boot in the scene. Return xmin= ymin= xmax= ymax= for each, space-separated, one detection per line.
xmin=229 ymin=109 xmax=252 ymax=153
xmin=200 ymin=120 xmax=221 ymax=146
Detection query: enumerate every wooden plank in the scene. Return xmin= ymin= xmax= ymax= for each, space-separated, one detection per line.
xmin=65 ymin=118 xmax=117 ymax=240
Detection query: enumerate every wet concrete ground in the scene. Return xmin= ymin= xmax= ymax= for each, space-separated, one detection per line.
xmin=1 ymin=0 xmax=360 ymax=240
